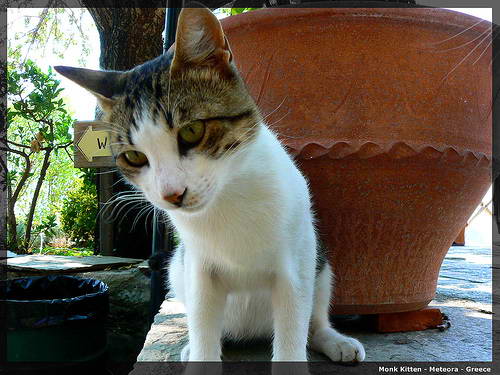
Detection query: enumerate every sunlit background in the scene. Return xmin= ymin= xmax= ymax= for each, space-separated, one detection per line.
xmin=7 ymin=7 xmax=494 ymax=246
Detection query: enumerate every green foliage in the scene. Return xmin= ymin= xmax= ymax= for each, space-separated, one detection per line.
xmin=7 ymin=59 xmax=73 ymax=148
xmin=60 ymin=175 xmax=98 ymax=248
xmin=80 ymin=168 xmax=97 ymax=192
xmin=230 ymin=8 xmax=259 ymax=15
xmin=219 ymin=8 xmax=260 ymax=17
xmin=8 ymin=9 xmax=91 ymax=66
xmin=33 ymin=214 xmax=57 ymax=238
xmin=40 ymin=247 xmax=94 ymax=256
xmin=6 ymin=59 xmax=76 ymax=252
xmin=6 ymin=9 xmax=98 ymax=254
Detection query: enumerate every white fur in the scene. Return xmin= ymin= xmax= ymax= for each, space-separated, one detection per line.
xmin=132 ymin=117 xmax=365 ymax=362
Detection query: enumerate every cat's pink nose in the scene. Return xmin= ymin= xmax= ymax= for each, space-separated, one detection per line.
xmin=163 ymin=188 xmax=187 ymax=207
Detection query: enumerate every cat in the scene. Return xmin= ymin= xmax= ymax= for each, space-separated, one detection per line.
xmin=55 ymin=7 xmax=365 ymax=363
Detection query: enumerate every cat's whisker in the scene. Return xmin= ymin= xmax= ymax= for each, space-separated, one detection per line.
xmin=98 ymin=191 xmax=146 ymax=220
xmin=97 ymin=195 xmax=130 ymax=217
xmin=111 ymin=176 xmax=129 ymax=188
xmin=471 ymin=26 xmax=499 ymax=66
xmin=103 ymin=198 xmax=145 ymax=224
xmin=265 ymin=108 xmax=291 ymax=130
xmin=144 ymin=206 xmax=156 ymax=231
xmin=144 ymin=206 xmax=157 ymax=234
xmin=98 ymin=199 xmax=134 ymax=219
xmin=431 ymin=26 xmax=493 ymax=53
xmin=441 ymin=30 xmax=493 ymax=82
xmin=118 ymin=201 xmax=149 ymax=227
xmin=428 ymin=18 xmax=486 ymax=46
xmin=262 ymin=96 xmax=289 ymax=122
xmin=102 ymin=194 xmax=144 ymax=207
xmin=130 ymin=206 xmax=146 ymax=230
xmin=218 ymin=121 xmax=261 ymax=160
xmin=103 ymin=190 xmax=144 ymax=202
xmin=441 ymin=28 xmax=490 ymax=82
xmin=472 ymin=36 xmax=494 ymax=65
xmin=108 ymin=193 xmax=146 ymax=206
xmin=94 ymin=168 xmax=119 ymax=175
xmin=131 ymin=203 xmax=154 ymax=231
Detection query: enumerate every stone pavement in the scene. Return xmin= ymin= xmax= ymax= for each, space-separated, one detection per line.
xmin=134 ymin=246 xmax=493 ymax=364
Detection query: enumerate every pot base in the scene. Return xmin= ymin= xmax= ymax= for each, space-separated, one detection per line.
xmin=332 ymin=300 xmax=432 ymax=315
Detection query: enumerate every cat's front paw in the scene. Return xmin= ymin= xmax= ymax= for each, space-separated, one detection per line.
xmin=181 ymin=344 xmax=190 ymax=362
xmin=311 ymin=328 xmax=365 ymax=362
xmin=331 ymin=336 xmax=365 ymax=362
xmin=181 ymin=343 xmax=222 ymax=362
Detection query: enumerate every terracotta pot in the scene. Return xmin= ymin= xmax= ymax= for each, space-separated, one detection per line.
xmin=221 ymin=7 xmax=492 ymax=314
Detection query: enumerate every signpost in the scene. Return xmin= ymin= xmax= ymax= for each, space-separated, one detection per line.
xmin=73 ymin=121 xmax=114 ymax=256
xmin=74 ymin=121 xmax=114 ymax=168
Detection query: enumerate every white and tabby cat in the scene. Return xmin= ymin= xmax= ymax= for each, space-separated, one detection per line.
xmin=55 ymin=7 xmax=365 ymax=362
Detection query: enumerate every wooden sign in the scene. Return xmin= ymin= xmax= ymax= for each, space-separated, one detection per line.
xmin=74 ymin=121 xmax=115 ymax=168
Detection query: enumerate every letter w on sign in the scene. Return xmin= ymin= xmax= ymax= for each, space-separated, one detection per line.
xmin=74 ymin=121 xmax=115 ymax=168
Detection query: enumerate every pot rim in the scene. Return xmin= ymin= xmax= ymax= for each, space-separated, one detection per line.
xmin=286 ymin=140 xmax=492 ymax=164
xmin=221 ymin=7 xmax=493 ymax=37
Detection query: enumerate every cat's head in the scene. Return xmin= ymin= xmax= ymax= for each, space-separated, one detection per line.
xmin=55 ymin=7 xmax=261 ymax=214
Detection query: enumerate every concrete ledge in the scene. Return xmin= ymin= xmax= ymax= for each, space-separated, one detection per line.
xmin=134 ymin=295 xmax=492 ymax=364
xmin=134 ymin=247 xmax=492 ymax=364
xmin=137 ymin=298 xmax=188 ymax=362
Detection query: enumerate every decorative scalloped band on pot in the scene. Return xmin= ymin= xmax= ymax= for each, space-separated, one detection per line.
xmin=222 ymin=7 xmax=492 ymax=314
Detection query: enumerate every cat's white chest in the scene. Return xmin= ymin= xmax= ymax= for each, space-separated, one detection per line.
xmin=168 ymin=126 xmax=313 ymax=291
xmin=181 ymin=206 xmax=283 ymax=274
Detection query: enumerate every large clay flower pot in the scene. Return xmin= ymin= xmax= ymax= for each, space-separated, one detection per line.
xmin=221 ymin=7 xmax=492 ymax=314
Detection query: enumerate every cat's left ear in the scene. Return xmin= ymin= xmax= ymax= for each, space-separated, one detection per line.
xmin=53 ymin=66 xmax=127 ymax=112
xmin=170 ymin=6 xmax=233 ymax=76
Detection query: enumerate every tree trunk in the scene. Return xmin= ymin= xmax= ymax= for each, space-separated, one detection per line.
xmin=83 ymin=6 xmax=166 ymax=258
xmin=24 ymin=149 xmax=50 ymax=247
xmin=7 ymin=182 xmax=17 ymax=251
xmin=6 ymin=150 xmax=31 ymax=252
xmin=86 ymin=8 xmax=166 ymax=70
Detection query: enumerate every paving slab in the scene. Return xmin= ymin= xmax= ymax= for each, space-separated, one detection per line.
xmin=134 ymin=246 xmax=492 ymax=364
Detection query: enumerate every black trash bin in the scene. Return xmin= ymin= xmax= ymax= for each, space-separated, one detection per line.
xmin=3 ymin=275 xmax=109 ymax=371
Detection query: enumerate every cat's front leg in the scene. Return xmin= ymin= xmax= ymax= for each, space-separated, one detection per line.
xmin=184 ymin=261 xmax=226 ymax=361
xmin=271 ymin=273 xmax=314 ymax=361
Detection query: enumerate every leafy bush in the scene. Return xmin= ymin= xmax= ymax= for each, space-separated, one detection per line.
xmin=61 ymin=173 xmax=98 ymax=248
xmin=40 ymin=247 xmax=94 ymax=256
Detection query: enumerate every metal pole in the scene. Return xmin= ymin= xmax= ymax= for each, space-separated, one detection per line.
xmin=149 ymin=4 xmax=183 ymax=323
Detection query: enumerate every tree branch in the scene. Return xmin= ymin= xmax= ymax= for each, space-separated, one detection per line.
xmin=0 ymin=145 xmax=32 ymax=158
xmin=5 ymin=139 xmax=32 ymax=150
xmin=54 ymin=141 xmax=73 ymax=150
xmin=23 ymin=7 xmax=51 ymax=64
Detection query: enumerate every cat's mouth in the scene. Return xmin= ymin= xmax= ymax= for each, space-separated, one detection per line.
xmin=178 ymin=201 xmax=207 ymax=213
xmin=158 ymin=196 xmax=207 ymax=213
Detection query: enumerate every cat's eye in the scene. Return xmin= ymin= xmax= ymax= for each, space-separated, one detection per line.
xmin=123 ymin=150 xmax=148 ymax=167
xmin=179 ymin=120 xmax=205 ymax=145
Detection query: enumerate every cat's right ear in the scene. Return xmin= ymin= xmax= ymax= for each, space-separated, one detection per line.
xmin=170 ymin=6 xmax=233 ymax=77
xmin=53 ymin=66 xmax=127 ymax=113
